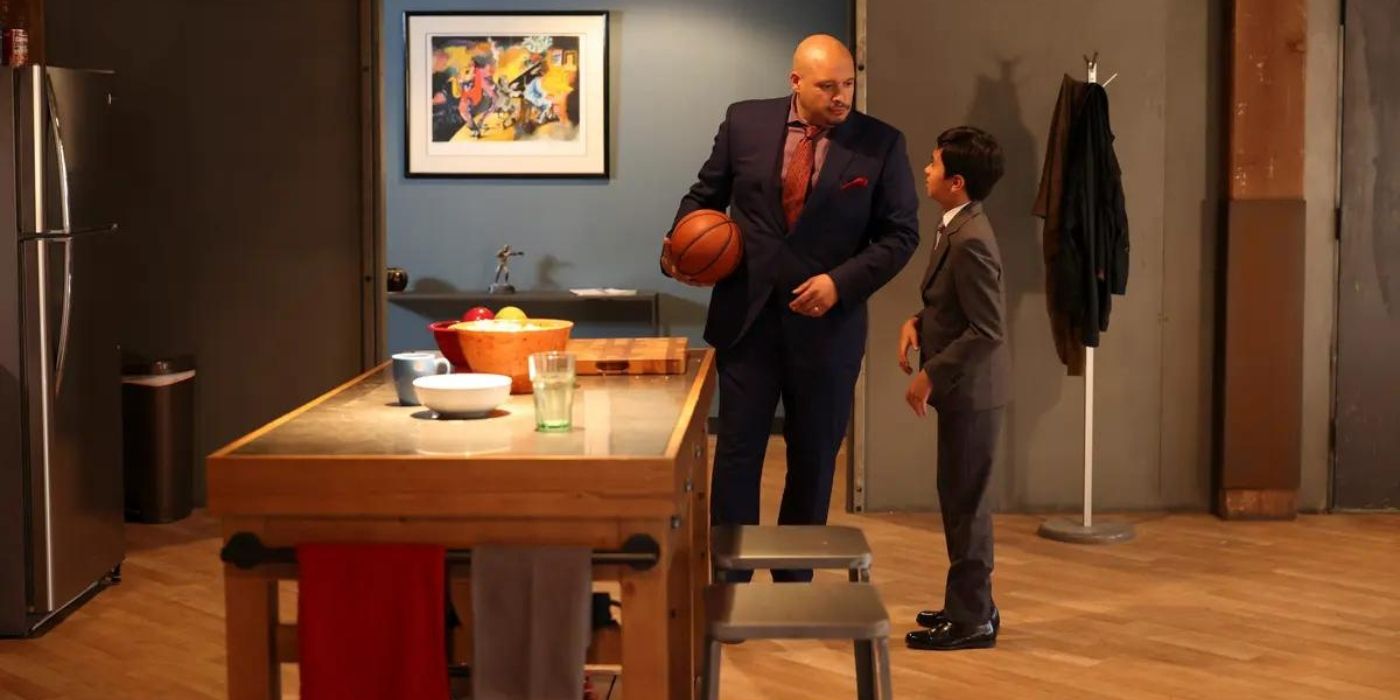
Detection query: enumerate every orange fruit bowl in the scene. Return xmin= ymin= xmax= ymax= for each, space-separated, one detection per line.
xmin=450 ymin=318 xmax=574 ymax=394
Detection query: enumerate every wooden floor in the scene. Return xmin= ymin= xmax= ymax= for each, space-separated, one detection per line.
xmin=2 ymin=437 xmax=1399 ymax=699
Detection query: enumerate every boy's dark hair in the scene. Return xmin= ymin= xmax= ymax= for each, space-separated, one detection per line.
xmin=936 ymin=126 xmax=1004 ymax=201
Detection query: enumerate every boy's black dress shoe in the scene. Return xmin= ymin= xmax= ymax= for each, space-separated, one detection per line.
xmin=914 ymin=605 xmax=999 ymax=631
xmin=905 ymin=620 xmax=997 ymax=651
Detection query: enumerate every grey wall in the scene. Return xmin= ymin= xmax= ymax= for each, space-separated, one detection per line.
xmin=862 ymin=0 xmax=1225 ymax=511
xmin=382 ymin=0 xmax=849 ymax=353
xmin=45 ymin=0 xmax=369 ymax=503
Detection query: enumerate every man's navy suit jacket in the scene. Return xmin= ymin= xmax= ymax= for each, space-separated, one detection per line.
xmin=673 ymin=97 xmax=920 ymax=366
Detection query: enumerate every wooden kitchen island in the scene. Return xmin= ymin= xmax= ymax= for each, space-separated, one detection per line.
xmin=207 ymin=349 xmax=716 ymax=700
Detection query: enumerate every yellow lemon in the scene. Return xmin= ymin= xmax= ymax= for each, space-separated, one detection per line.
xmin=495 ymin=306 xmax=527 ymax=320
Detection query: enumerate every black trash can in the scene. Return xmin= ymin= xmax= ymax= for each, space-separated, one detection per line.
xmin=121 ymin=355 xmax=196 ymax=524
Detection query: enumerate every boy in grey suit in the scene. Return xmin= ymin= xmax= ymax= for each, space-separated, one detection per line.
xmin=899 ymin=126 xmax=1009 ymax=651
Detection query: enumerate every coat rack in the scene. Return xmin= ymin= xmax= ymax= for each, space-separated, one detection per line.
xmin=1037 ymin=53 xmax=1135 ymax=545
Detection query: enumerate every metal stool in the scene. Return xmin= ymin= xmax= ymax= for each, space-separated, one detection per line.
xmin=710 ymin=525 xmax=874 ymax=582
xmin=701 ymin=583 xmax=893 ymax=700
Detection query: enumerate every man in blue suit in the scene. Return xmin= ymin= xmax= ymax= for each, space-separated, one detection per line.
xmin=661 ymin=34 xmax=919 ymax=582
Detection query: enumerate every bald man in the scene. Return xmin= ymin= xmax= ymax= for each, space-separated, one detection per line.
xmin=661 ymin=34 xmax=919 ymax=582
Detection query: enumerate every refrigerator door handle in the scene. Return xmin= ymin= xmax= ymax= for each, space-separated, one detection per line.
xmin=45 ymin=74 xmax=74 ymax=232
xmin=54 ymin=239 xmax=73 ymax=397
xmin=41 ymin=74 xmax=77 ymax=395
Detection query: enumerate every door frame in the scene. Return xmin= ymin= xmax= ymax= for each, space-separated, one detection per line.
xmin=360 ymin=0 xmax=387 ymax=368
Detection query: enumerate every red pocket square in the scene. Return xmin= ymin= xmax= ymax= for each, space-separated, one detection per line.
xmin=840 ymin=177 xmax=869 ymax=191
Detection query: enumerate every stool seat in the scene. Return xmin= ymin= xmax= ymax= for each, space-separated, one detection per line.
xmin=710 ymin=525 xmax=873 ymax=572
xmin=705 ymin=583 xmax=890 ymax=643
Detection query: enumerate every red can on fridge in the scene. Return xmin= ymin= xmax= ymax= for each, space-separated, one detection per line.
xmin=3 ymin=29 xmax=28 ymax=67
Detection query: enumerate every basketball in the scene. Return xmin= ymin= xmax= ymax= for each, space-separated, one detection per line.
xmin=668 ymin=209 xmax=743 ymax=286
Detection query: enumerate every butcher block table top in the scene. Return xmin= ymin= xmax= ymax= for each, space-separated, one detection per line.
xmin=568 ymin=336 xmax=688 ymax=375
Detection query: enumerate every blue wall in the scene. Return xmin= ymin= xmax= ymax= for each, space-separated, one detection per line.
xmin=383 ymin=0 xmax=849 ymax=352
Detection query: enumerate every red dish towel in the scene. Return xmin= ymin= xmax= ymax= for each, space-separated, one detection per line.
xmin=297 ymin=543 xmax=449 ymax=700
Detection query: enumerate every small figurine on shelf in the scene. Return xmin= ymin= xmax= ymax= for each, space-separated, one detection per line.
xmin=489 ymin=244 xmax=523 ymax=294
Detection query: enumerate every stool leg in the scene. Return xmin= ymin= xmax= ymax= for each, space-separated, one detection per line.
xmin=855 ymin=640 xmax=875 ymax=700
xmin=876 ymin=638 xmax=893 ymax=700
xmin=702 ymin=639 xmax=722 ymax=700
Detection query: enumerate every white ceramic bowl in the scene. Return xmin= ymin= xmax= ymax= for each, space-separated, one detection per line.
xmin=412 ymin=373 xmax=512 ymax=419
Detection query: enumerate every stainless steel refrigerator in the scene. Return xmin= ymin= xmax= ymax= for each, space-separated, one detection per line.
xmin=0 ymin=65 xmax=122 ymax=637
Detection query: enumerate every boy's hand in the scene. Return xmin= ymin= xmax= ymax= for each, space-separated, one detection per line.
xmin=898 ymin=317 xmax=920 ymax=374
xmin=905 ymin=369 xmax=933 ymax=417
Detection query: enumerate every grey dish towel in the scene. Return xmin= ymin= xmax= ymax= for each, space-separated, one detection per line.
xmin=471 ymin=545 xmax=592 ymax=700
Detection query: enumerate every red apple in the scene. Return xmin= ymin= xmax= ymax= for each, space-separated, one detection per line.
xmin=461 ymin=306 xmax=495 ymax=322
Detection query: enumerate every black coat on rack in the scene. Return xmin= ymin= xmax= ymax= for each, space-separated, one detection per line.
xmin=1057 ymin=82 xmax=1130 ymax=349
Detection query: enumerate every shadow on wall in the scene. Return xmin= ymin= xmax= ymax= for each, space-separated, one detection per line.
xmin=409 ymin=277 xmax=459 ymax=293
xmin=536 ymin=254 xmax=572 ymax=290
xmin=403 ymin=255 xmax=574 ymax=294
xmin=965 ymin=57 xmax=1066 ymax=511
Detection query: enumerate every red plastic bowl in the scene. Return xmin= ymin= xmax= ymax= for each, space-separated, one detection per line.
xmin=428 ymin=320 xmax=471 ymax=371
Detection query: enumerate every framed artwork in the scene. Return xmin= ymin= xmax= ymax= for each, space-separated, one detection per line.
xmin=404 ymin=11 xmax=609 ymax=178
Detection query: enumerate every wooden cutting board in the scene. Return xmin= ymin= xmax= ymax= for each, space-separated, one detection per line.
xmin=566 ymin=337 xmax=688 ymax=375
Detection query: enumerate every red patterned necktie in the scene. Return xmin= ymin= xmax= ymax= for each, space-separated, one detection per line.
xmin=781 ymin=124 xmax=824 ymax=230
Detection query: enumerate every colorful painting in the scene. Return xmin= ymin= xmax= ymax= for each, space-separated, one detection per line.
xmin=406 ymin=13 xmax=609 ymax=177
xmin=429 ymin=35 xmax=581 ymax=143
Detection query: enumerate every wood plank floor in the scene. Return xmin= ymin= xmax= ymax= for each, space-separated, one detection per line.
xmin=2 ymin=437 xmax=1398 ymax=699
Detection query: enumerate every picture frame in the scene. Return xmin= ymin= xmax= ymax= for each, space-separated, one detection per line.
xmin=403 ymin=11 xmax=609 ymax=178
